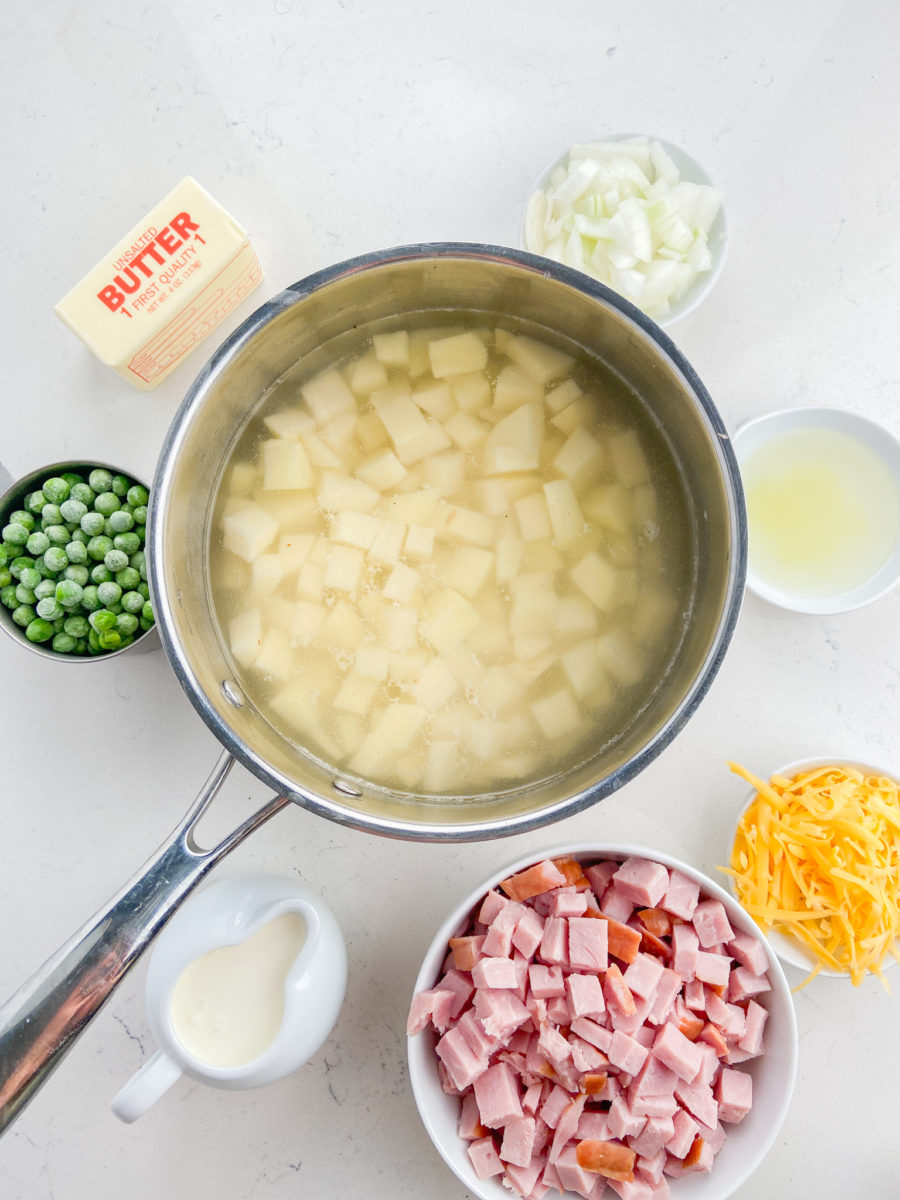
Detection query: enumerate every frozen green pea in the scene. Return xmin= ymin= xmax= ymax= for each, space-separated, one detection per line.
xmin=74 ymin=637 xmax=88 ymax=654
xmin=126 ymin=484 xmax=150 ymax=507
xmin=0 ymin=544 xmax=7 ymax=565
xmin=89 ymin=608 xmax=116 ymax=633
xmin=42 ymin=477 xmax=69 ymax=504
xmin=2 ymin=522 xmax=30 ymax=545
xmin=71 ymin=527 xmax=89 ymax=545
xmin=141 ymin=600 xmax=154 ymax=623
xmin=63 ymin=564 xmax=89 ymax=585
xmin=111 ymin=474 xmax=130 ymax=497
xmin=12 ymin=604 xmax=36 ymax=627
xmin=65 ymin=540 xmax=88 ymax=565
xmin=139 ymin=613 xmax=155 ymax=631
xmin=87 ymin=628 xmax=101 ymax=652
xmin=107 ymin=509 xmax=134 ymax=533
xmin=1 ymin=584 xmax=18 ymax=608
xmin=9 ymin=509 xmax=35 ymax=531
xmin=98 ymin=629 xmax=123 ymax=651
xmin=121 ymin=590 xmax=144 ymax=614
xmin=15 ymin=583 xmax=36 ymax=604
xmin=81 ymin=585 xmax=100 ymax=612
xmin=9 ymin=556 xmax=34 ymax=580
xmin=40 ymin=504 xmax=63 ymax=527
xmin=25 ymin=490 xmax=47 ymax=514
xmin=36 ymin=596 xmax=63 ymax=620
xmin=94 ymin=491 xmax=121 ymax=516
xmin=114 ymin=532 xmax=141 ymax=554
xmin=132 ymin=505 xmax=148 ymax=526
xmin=18 ymin=566 xmax=41 ymax=590
xmin=106 ymin=601 xmax=123 ymax=615
xmin=25 ymin=617 xmax=54 ymax=643
xmin=43 ymin=545 xmax=69 ymax=573
xmin=25 ymin=531 xmax=50 ymax=556
xmin=88 ymin=468 xmax=113 ymax=492
xmin=34 ymin=579 xmax=57 ymax=600
xmin=0 ymin=567 xmax=11 ymax=589
xmin=103 ymin=549 xmax=129 ymax=573
xmin=97 ymin=580 xmax=122 ymax=606
xmin=90 ymin=563 xmax=112 ymax=584
xmin=55 ymin=580 xmax=84 ymax=608
xmin=80 ymin=511 xmax=105 ymax=536
xmin=64 ymin=614 xmax=89 ymax=637
xmin=51 ymin=632 xmax=77 ymax=654
xmin=137 ymin=582 xmax=150 ymax=600
xmin=46 ymin=525 xmax=71 ymax=547
xmin=59 ymin=498 xmax=88 ymax=524
xmin=86 ymin=535 xmax=113 ymax=561
xmin=115 ymin=566 xmax=140 ymax=590
xmin=61 ymin=472 xmax=84 ymax=487
xmin=116 ymin=612 xmax=138 ymax=635
xmin=70 ymin=482 xmax=95 ymax=505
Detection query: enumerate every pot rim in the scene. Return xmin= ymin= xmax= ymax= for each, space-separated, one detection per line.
xmin=148 ymin=242 xmax=747 ymax=841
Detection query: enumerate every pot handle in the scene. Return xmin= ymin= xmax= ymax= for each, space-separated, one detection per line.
xmin=0 ymin=751 xmax=291 ymax=1136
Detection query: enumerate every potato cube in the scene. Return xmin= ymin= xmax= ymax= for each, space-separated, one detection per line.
xmin=321 ymin=599 xmax=366 ymax=652
xmin=372 ymin=330 xmax=410 ymax=366
xmin=509 ymin=573 xmax=559 ymax=637
xmin=439 ymin=545 xmax=494 ymax=598
xmin=423 ymin=449 xmax=467 ymax=498
xmin=571 ymin=550 xmax=618 ymax=612
xmin=355 ymin=448 xmax=408 ymax=492
xmin=377 ymin=603 xmax=419 ymax=651
xmin=444 ymin=411 xmax=489 ymax=450
xmin=226 ymin=462 xmax=259 ymax=495
xmin=421 ymin=587 xmax=480 ymax=652
xmin=432 ymin=502 xmax=495 ymax=548
xmin=368 ymin=519 xmax=407 ymax=563
xmin=530 ymin=686 xmax=582 ymax=739
xmin=349 ymin=703 xmax=427 ymax=776
xmin=450 ymin=371 xmax=492 ymax=413
xmin=396 ymin=417 xmax=453 ymax=466
xmin=228 ymin=609 xmax=262 ymax=668
xmin=560 ymin=639 xmax=601 ymax=700
xmin=252 ymin=627 xmax=294 ymax=680
xmin=582 ymin=482 xmax=635 ymax=534
xmin=556 ymin=594 xmax=598 ymax=637
xmin=301 ymin=367 xmax=357 ymax=426
xmin=412 ymin=380 xmax=455 ymax=422
xmin=474 ymin=477 xmax=514 ymax=516
xmin=349 ymin=351 xmax=389 ymax=396
xmin=269 ymin=681 xmax=319 ymax=735
xmin=404 ymin=523 xmax=435 ymax=559
xmin=300 ymin=432 xmax=341 ymax=470
xmin=318 ymin=411 xmax=359 ymax=455
xmin=495 ymin=537 xmax=524 ymax=583
xmin=486 ymin=402 xmax=545 ymax=449
xmin=355 ymin=410 xmax=389 ymax=451
xmin=324 ymin=544 xmax=364 ymax=594
xmin=515 ymin=492 xmax=552 ymax=542
xmin=553 ymin=426 xmax=604 ymax=487
xmin=596 ymin=628 xmax=645 ymax=686
xmin=334 ymin=711 xmax=366 ymax=757
xmin=505 ymin=334 xmax=574 ymax=383
xmin=223 ymin=503 xmax=278 ymax=563
xmin=258 ymin=490 xmax=316 ymax=532
xmin=372 ymin=385 xmax=428 ymax=445
xmin=609 ymin=428 xmax=650 ymax=486
xmin=545 ymin=378 xmax=583 ymax=415
xmin=543 ymin=478 xmax=585 ymax=548
xmin=550 ymin=395 xmax=596 ymax=436
xmin=387 ymin=651 xmax=427 ymax=682
xmin=250 ymin=553 xmax=283 ymax=601
xmin=466 ymin=617 xmax=510 ymax=659
xmin=378 ymin=488 xmax=440 ymax=525
xmin=317 ymin=471 xmax=381 ymax=514
xmin=410 ymin=656 xmax=460 ymax=712
xmin=483 ymin=444 xmax=541 ymax=475
xmin=478 ymin=665 xmax=522 ymax=715
xmin=383 ymin=562 xmax=420 ymax=604
xmin=297 ymin=559 xmax=326 ymax=600
xmin=263 ymin=407 xmax=315 ymax=440
xmin=493 ymin=364 xmax=543 ymax=410
xmin=429 ymin=331 xmax=488 ymax=378
xmin=290 ymin=599 xmax=327 ymax=643
xmin=334 ymin=672 xmax=380 ymax=716
xmin=424 ymin=740 xmax=461 ymax=793
xmin=522 ymin=537 xmax=563 ymax=572
xmin=331 ymin=510 xmax=383 ymax=550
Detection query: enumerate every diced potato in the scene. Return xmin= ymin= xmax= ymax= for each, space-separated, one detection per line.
xmin=331 ymin=510 xmax=383 ymax=550
xmin=269 ymin=681 xmax=319 ymax=735
xmin=440 ymin=545 xmax=494 ymax=598
xmin=560 ymin=639 xmax=601 ymax=700
xmin=423 ymin=449 xmax=467 ymax=498
xmin=486 ymin=402 xmax=545 ymax=449
xmin=421 ymin=587 xmax=480 ymax=652
xmin=496 ymin=537 xmax=525 ymax=583
xmin=368 ymin=519 xmax=407 ymax=563
xmin=383 ymin=562 xmax=420 ymax=604
xmin=395 ymin=417 xmax=453 ymax=467
xmin=355 ymin=448 xmax=407 ymax=492
xmin=349 ymin=703 xmax=427 ymax=776
xmin=412 ymin=380 xmax=455 ymax=422
xmin=265 ymin=595 xmax=295 ymax=633
xmin=355 ymin=410 xmax=389 ymax=451
xmin=252 ymin=627 xmax=294 ymax=680
xmin=556 ymin=594 xmax=598 ymax=637
xmin=301 ymin=367 xmax=357 ymax=426
xmin=378 ymin=488 xmax=440 ymax=525
xmin=410 ymin=656 xmax=460 ymax=712
xmin=509 ymin=573 xmax=558 ymax=637
xmin=373 ymin=329 xmax=410 ymax=366
xmin=424 ymin=740 xmax=461 ymax=793
xmin=570 ymin=550 xmax=618 ymax=612
xmin=522 ymin=537 xmax=564 ymax=572
xmin=505 ymin=335 xmax=574 ymax=384
xmin=450 ymin=371 xmax=492 ymax=413
xmin=250 ymin=553 xmax=283 ymax=600
xmin=349 ymin=351 xmax=389 ymax=396
xmin=263 ymin=407 xmax=315 ymax=440
xmin=429 ymin=331 xmax=488 ymax=378
xmin=631 ymin=586 xmax=678 ymax=643
xmin=376 ymin=603 xmax=419 ymax=651
xmin=478 ymin=664 xmax=522 ymax=715
xmin=530 ymin=686 xmax=582 ymax=739
xmin=606 ymin=531 xmax=638 ymax=566
xmin=483 ymin=444 xmax=541 ymax=475
xmin=258 ymin=490 xmax=316 ymax=531
xmin=321 ymin=599 xmax=367 ymax=652
xmin=543 ymin=478 xmax=585 ymax=547
xmin=467 ymin=718 xmax=504 ymax=761
xmin=553 ymin=426 xmax=604 ymax=487
xmin=226 ymin=462 xmax=259 ymax=495
xmin=474 ymin=477 xmax=514 ymax=516
xmin=387 ymin=651 xmax=427 ymax=682
xmin=317 ymin=471 xmax=380 ymax=514
xmin=515 ymin=492 xmax=552 ymax=542
xmin=301 ymin=432 xmax=342 ymax=469
xmin=493 ymin=364 xmax=543 ymax=410
xmin=324 ymin=544 xmax=364 ymax=594
xmin=319 ymin=411 xmax=359 ymax=455
xmin=430 ymin=700 xmax=479 ymax=739
xmin=432 ymin=502 xmax=495 ymax=547
xmin=404 ymin=523 xmax=435 ymax=559
xmin=354 ymin=642 xmax=391 ymax=681
xmin=334 ymin=672 xmax=379 ymax=716
xmin=297 ymin=558 xmax=326 ymax=601
xmin=444 ymin=411 xmax=489 ymax=450
xmin=290 ymin=599 xmax=327 ymax=643
xmin=545 ymin=378 xmax=583 ymax=415
xmin=407 ymin=330 xmax=437 ymax=378
xmin=229 ymin=609 xmax=262 ymax=668
xmin=596 ymin=628 xmax=645 ymax=686
xmin=551 ymin=395 xmax=597 ymax=436
xmin=466 ymin=617 xmax=510 ymax=659
xmin=223 ymin=503 xmax=278 ymax=562
xmin=582 ymin=482 xmax=635 ymax=534
xmin=609 ymin=428 xmax=650 ymax=486
xmin=334 ymin=711 xmax=366 ymax=757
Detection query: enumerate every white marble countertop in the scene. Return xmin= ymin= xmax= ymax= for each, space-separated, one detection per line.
xmin=2 ymin=1 xmax=899 ymax=1196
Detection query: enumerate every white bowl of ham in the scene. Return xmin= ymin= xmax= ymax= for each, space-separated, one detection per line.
xmin=407 ymin=844 xmax=797 ymax=1200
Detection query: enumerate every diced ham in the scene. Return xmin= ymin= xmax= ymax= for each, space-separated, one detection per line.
xmin=693 ymin=950 xmax=730 ymax=989
xmin=584 ymin=860 xmax=618 ymax=898
xmin=645 ymin=968 xmax=682 ymax=1026
xmin=513 ymin=907 xmax=547 ymax=958
xmin=682 ymin=975 xmax=705 ymax=1011
xmin=570 ymin=1016 xmax=613 ymax=1054
xmin=671 ymin=924 xmax=699 ymax=981
xmin=522 ymin=1080 xmax=545 ymax=1114
xmin=628 ymin=1091 xmax=678 ymax=1119
xmin=651 ymin=1022 xmax=704 ymax=1082
xmin=566 ymin=971 xmax=606 ymax=1018
xmin=552 ymin=856 xmax=590 ymax=888
xmin=666 ymin=1107 xmax=700 ymax=1158
xmin=636 ymin=908 xmax=672 ymax=938
xmin=576 ymin=1137 xmax=637 ymax=1182
xmin=456 ymin=1008 xmax=500 ymax=1059
xmin=673 ymin=1076 xmax=718 ymax=1129
xmin=539 ymin=915 xmax=570 ymax=966
xmin=607 ymin=1095 xmax=647 ymax=1141
xmin=436 ymin=967 xmax=475 ymax=1018
xmin=612 ymin=858 xmax=670 ymax=908
xmin=436 ymin=1025 xmax=487 ymax=1090
xmin=715 ymin=1067 xmax=753 ymax=1123
xmin=473 ymin=1061 xmax=523 ymax=1128
xmin=554 ymin=1144 xmax=598 ymax=1196
xmin=606 ymin=918 xmax=643 ymax=965
xmin=468 ymin=1135 xmax=504 ymax=1178
xmin=673 ymin=997 xmax=704 ymax=1040
xmin=569 ymin=917 xmax=609 ymax=972
xmin=603 ymin=963 xmax=637 ymax=1016
xmin=738 ymin=999 xmax=769 ymax=1055
xmin=406 ymin=987 xmax=454 ymax=1035
xmin=622 ymin=953 xmax=664 ymax=1001
xmin=728 ymin=966 xmax=771 ymax=1004
xmin=691 ymin=899 xmax=735 ymax=948
xmin=474 ymin=987 xmax=530 ymax=1038
xmin=661 ymin=871 xmax=700 ymax=920
xmin=601 ymin=886 xmax=636 ymax=924
xmin=609 ymin=1030 xmax=650 ymax=1076
xmin=691 ymin=1040 xmax=720 ymax=1087
xmin=547 ymin=995 xmax=573 ymax=1025
xmin=704 ymin=991 xmax=746 ymax=1039
xmin=449 ymin=934 xmax=486 ymax=971
xmin=501 ymin=1114 xmax=538 ymax=1166
xmin=578 ymin=1110 xmax=612 ymax=1140
xmin=570 ymin=1035 xmax=609 ymax=1075
xmin=698 ymin=1021 xmax=729 ymax=1058
xmin=636 ymin=925 xmax=671 ymax=961
xmin=458 ymin=1091 xmax=486 ymax=1139
xmin=636 ymin=1148 xmax=667 ymax=1186
xmin=479 ymin=888 xmax=508 ymax=925
xmin=530 ymin=962 xmax=566 ymax=998
xmin=629 ymin=1113 xmax=675 ymax=1159
xmin=483 ymin=899 xmax=527 ymax=957
xmin=581 ymin=1072 xmax=610 ymax=1099
xmin=472 ymin=956 xmax=518 ymax=989
xmin=549 ymin=1094 xmax=588 ymax=1161
xmin=500 ymin=859 xmax=569 ymax=902
xmin=504 ymin=1160 xmax=543 ymax=1197
xmin=630 ymin=1053 xmax=678 ymax=1099
xmin=552 ymin=889 xmax=590 ymax=917
xmin=727 ymin=930 xmax=770 ymax=976
xmin=541 ymin=1082 xmax=574 ymax=1130
xmin=538 ymin=1023 xmax=576 ymax=1078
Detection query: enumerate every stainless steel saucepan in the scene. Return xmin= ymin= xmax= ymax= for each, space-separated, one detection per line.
xmin=0 ymin=244 xmax=746 ymax=1133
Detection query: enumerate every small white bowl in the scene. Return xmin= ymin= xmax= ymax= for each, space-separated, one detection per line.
xmin=521 ymin=134 xmax=728 ymax=326
xmin=408 ymin=842 xmax=797 ymax=1200
xmin=729 ymin=757 xmax=900 ymax=978
xmin=732 ymin=407 xmax=900 ymax=614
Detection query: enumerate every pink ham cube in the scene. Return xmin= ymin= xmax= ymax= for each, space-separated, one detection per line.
xmin=728 ymin=966 xmax=771 ymax=1004
xmin=715 ymin=1067 xmax=753 ymax=1123
xmin=472 ymin=956 xmax=519 ymax=990
xmin=474 ymin=987 xmax=530 ymax=1038
xmin=436 ymin=1025 xmax=487 ymax=1090
xmin=623 ymin=952 xmax=665 ymax=1000
xmin=727 ymin=931 xmax=770 ymax=976
xmin=500 ymin=1114 xmax=537 ymax=1167
xmin=568 ymin=916 xmax=609 ymax=972
xmin=529 ymin=962 xmax=566 ymax=998
xmin=672 ymin=924 xmax=700 ymax=980
xmin=512 ymin=906 xmax=546 ymax=958
xmin=652 ymin=1021 xmax=704 ymax=1082
xmin=483 ymin=899 xmax=527 ymax=957
xmin=538 ymin=915 xmax=569 ymax=966
xmin=570 ymin=1015 xmax=613 ymax=1053
xmin=609 ymin=1029 xmax=650 ymax=1075
xmin=467 ymin=1135 xmax=504 ymax=1179
xmin=566 ymin=971 xmax=606 ymax=1018
xmin=738 ymin=999 xmax=769 ymax=1055
xmin=551 ymin=888 xmax=589 ymax=917
xmin=661 ymin=870 xmax=700 ymax=920
xmin=693 ymin=950 xmax=731 ymax=989
xmin=473 ymin=1061 xmax=523 ymax=1128
xmin=612 ymin=857 xmax=670 ymax=908
xmin=691 ymin=899 xmax=734 ymax=948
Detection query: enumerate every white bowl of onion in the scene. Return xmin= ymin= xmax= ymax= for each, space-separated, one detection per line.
xmin=521 ymin=134 xmax=727 ymax=327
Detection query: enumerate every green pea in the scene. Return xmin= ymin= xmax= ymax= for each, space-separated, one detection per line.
xmin=80 ymin=511 xmax=105 ymax=536
xmin=25 ymin=531 xmax=50 ymax=556
xmin=111 ymin=474 xmax=130 ymax=497
xmin=42 ymin=477 xmax=69 ymax=504
xmin=115 ymin=566 xmax=140 ymax=590
xmin=94 ymin=491 xmax=121 ymax=516
xmin=12 ymin=604 xmax=36 ymax=627
xmin=89 ymin=608 xmax=116 ymax=633
xmin=61 ymin=472 xmax=84 ymax=487
xmin=19 ymin=566 xmax=41 ymax=590
xmin=114 ymin=531 xmax=141 ymax=554
xmin=69 ymin=482 xmax=95 ymax=505
xmin=121 ymin=590 xmax=145 ymax=614
xmin=126 ymin=484 xmax=150 ymax=507
xmin=59 ymin=498 xmax=88 ymax=524
xmin=0 ymin=567 xmax=11 ymax=589
xmin=36 ymin=597 xmax=63 ymax=620
xmin=71 ymin=528 xmax=89 ymax=545
xmin=107 ymin=509 xmax=134 ymax=533
xmin=0 ymin=544 xmax=7 ymax=565
xmin=52 ymin=615 xmax=66 ymax=633
xmin=132 ymin=505 xmax=148 ymax=526
xmin=15 ymin=583 xmax=36 ymax=605
xmin=56 ymin=580 xmax=84 ymax=608
xmin=25 ymin=490 xmax=47 ymax=513
xmin=40 ymin=504 xmax=63 ymax=526
xmin=9 ymin=556 xmax=34 ymax=580
xmin=36 ymin=559 xmax=55 ymax=578
xmin=65 ymin=540 xmax=88 ymax=565
xmin=46 ymin=525 xmax=71 ymax=547
xmin=34 ymin=579 xmax=57 ymax=600
xmin=129 ymin=549 xmax=146 ymax=572
xmin=141 ymin=600 xmax=155 ymax=623
xmin=63 ymin=564 xmax=89 ymax=586
xmin=25 ymin=617 xmax=54 ymax=643
xmin=103 ymin=549 xmax=129 ymax=573
xmin=43 ymin=546 xmax=69 ymax=573
xmin=139 ymin=613 xmax=155 ymax=631
xmin=90 ymin=563 xmax=112 ymax=584
xmin=86 ymin=535 xmax=113 ymax=561
xmin=116 ymin=612 xmax=139 ymax=635
xmin=9 ymin=509 xmax=35 ymax=531
xmin=74 ymin=638 xmax=88 ymax=655
xmin=51 ymin=632 xmax=77 ymax=654
xmin=1 ymin=584 xmax=18 ymax=608
xmin=88 ymin=468 xmax=113 ymax=492
xmin=64 ymin=614 xmax=89 ymax=637
xmin=2 ymin=522 xmax=30 ymax=545
xmin=98 ymin=629 xmax=123 ymax=650
xmin=97 ymin=580 xmax=122 ymax=607
xmin=87 ymin=628 xmax=101 ymax=652
xmin=81 ymin=585 xmax=101 ymax=612
xmin=106 ymin=600 xmax=123 ymax=615
xmin=137 ymin=582 xmax=150 ymax=600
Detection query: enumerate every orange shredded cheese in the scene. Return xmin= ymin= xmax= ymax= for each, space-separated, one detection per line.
xmin=722 ymin=761 xmax=900 ymax=988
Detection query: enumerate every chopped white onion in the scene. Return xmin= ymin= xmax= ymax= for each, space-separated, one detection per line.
xmin=524 ymin=136 xmax=723 ymax=319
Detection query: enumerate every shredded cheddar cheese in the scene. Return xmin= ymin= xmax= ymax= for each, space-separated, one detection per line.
xmin=722 ymin=761 xmax=900 ymax=988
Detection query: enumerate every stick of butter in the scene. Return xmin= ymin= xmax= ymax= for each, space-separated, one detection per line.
xmin=55 ymin=177 xmax=263 ymax=390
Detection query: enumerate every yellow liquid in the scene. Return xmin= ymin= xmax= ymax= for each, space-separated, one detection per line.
xmin=743 ymin=427 xmax=900 ymax=598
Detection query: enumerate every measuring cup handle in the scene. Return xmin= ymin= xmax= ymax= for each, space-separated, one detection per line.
xmin=110 ymin=1049 xmax=184 ymax=1123
xmin=0 ymin=752 xmax=290 ymax=1137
